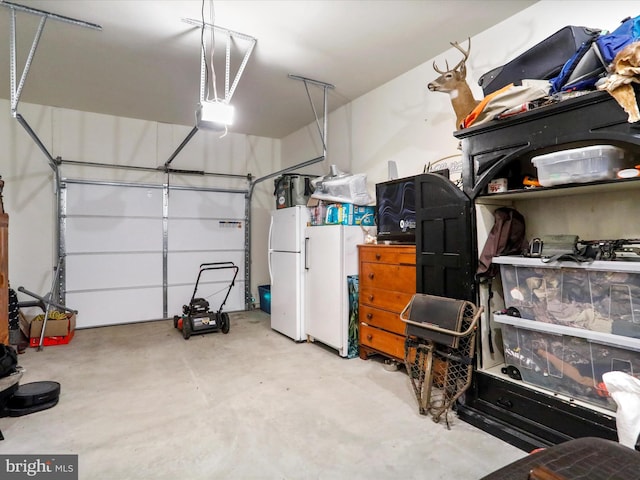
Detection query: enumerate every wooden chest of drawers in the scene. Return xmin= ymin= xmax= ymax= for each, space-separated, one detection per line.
xmin=358 ymin=244 xmax=415 ymax=362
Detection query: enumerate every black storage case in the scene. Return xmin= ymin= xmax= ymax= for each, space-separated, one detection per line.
xmin=478 ymin=26 xmax=600 ymax=96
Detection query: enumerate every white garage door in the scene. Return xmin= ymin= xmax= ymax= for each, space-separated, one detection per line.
xmin=63 ymin=181 xmax=247 ymax=328
xmin=166 ymin=187 xmax=246 ymax=320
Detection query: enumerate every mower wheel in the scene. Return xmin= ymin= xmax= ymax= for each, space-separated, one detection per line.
xmin=173 ymin=315 xmax=179 ymax=329
xmin=183 ymin=317 xmax=192 ymax=340
xmin=221 ymin=312 xmax=230 ymax=334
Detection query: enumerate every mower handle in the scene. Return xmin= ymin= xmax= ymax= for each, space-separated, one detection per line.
xmin=189 ymin=262 xmax=240 ymax=311
xmin=199 ymin=261 xmax=236 ymax=269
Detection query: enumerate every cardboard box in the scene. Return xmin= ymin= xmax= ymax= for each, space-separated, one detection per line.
xmin=308 ymin=200 xmax=327 ymax=226
xmin=22 ymin=312 xmax=76 ymax=347
xmin=18 ymin=311 xmax=30 ymax=339
xmin=344 ymin=204 xmax=375 ymax=226
xmin=324 ymin=203 xmax=375 ymax=226
xmin=308 ymin=198 xmax=375 ymax=227
xmin=488 ymin=178 xmax=508 ymax=193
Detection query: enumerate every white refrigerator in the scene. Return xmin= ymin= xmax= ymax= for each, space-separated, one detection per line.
xmin=268 ymin=206 xmax=310 ymax=341
xmin=304 ymin=225 xmax=364 ymax=357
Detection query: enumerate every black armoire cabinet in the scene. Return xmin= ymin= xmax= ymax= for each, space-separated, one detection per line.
xmin=415 ymin=173 xmax=475 ymax=303
xmin=416 ymin=90 xmax=640 ymax=451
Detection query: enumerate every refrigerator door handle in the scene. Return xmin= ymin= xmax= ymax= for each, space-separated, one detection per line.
xmin=268 ymin=215 xmax=274 ymax=252
xmin=268 ymin=216 xmax=274 ymax=284
xmin=304 ymin=237 xmax=310 ymax=270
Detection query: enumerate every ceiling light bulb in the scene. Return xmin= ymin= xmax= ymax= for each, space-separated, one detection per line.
xmin=196 ymin=101 xmax=235 ymax=130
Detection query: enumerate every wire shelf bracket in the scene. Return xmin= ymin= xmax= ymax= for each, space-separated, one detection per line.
xmin=182 ymin=17 xmax=257 ymax=106
xmin=2 ymin=0 xmax=102 ymax=169
xmin=2 ymin=0 xmax=102 ymax=118
xmin=163 ymin=19 xmax=257 ymax=170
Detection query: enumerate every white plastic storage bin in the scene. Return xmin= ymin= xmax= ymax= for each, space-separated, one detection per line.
xmin=494 ymin=256 xmax=640 ymax=340
xmin=531 ymin=145 xmax=627 ymax=187
xmin=496 ymin=314 xmax=640 ymax=410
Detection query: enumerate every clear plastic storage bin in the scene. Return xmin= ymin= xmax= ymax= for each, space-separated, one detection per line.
xmin=495 ymin=256 xmax=640 ymax=340
xmin=532 ymin=145 xmax=627 ymax=187
xmin=496 ymin=314 xmax=640 ymax=410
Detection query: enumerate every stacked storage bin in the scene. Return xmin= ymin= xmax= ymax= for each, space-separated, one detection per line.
xmin=494 ymin=256 xmax=640 ymax=410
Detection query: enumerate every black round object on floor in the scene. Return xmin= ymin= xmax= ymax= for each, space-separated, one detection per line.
xmin=2 ymin=398 xmax=59 ymax=418
xmin=7 ymin=381 xmax=60 ymax=409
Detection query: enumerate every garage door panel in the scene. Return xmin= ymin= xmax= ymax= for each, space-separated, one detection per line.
xmin=64 ymin=182 xmax=247 ymax=327
xmin=169 ymin=189 xmax=245 ymax=218
xmin=167 ymin=280 xmax=245 ymax=318
xmin=66 ymin=217 xmax=163 ymax=253
xmin=169 ymin=268 xmax=241 ymax=291
xmin=68 ymin=288 xmax=164 ymax=328
xmin=66 ymin=253 xmax=162 ymax=291
xmin=168 ymin=219 xmax=244 ymax=250
xmin=66 ymin=184 xmax=161 ymax=217
xmin=168 ymin=251 xmax=245 ymax=285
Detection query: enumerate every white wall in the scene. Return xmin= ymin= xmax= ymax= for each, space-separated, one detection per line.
xmin=282 ymin=0 xmax=639 ymax=195
xmin=1 ymin=102 xmax=55 ymax=296
xmin=0 ymin=99 xmax=278 ymax=308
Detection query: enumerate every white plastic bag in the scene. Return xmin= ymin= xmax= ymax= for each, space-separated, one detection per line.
xmin=602 ymin=371 xmax=640 ymax=449
xmin=311 ymin=166 xmax=372 ymax=206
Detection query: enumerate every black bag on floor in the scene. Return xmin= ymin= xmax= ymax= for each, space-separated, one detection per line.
xmin=0 ymin=344 xmax=17 ymax=378
xmin=478 ymin=26 xmax=601 ymax=96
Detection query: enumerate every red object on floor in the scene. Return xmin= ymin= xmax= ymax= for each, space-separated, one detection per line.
xmin=29 ymin=329 xmax=75 ymax=347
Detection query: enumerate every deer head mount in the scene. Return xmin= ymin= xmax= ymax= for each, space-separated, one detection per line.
xmin=428 ymin=38 xmax=480 ymax=128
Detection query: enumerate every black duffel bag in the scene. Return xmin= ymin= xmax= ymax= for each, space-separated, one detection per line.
xmin=0 ymin=344 xmax=17 ymax=378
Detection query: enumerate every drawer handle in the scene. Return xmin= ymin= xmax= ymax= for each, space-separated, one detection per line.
xmin=368 ymin=294 xmax=374 ymax=302
xmin=375 ymin=253 xmax=381 ymax=260
xmin=368 ymin=272 xmax=374 ymax=280
xmin=366 ymin=313 xmax=373 ymax=320
xmin=496 ymin=397 xmax=513 ymax=409
xmin=366 ymin=334 xmax=373 ymax=341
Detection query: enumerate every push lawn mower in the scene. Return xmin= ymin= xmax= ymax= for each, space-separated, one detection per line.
xmin=174 ymin=262 xmax=238 ymax=340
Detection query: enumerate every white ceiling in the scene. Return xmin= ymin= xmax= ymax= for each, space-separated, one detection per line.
xmin=0 ymin=0 xmax=537 ymax=139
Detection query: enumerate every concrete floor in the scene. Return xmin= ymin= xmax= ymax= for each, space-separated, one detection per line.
xmin=1 ymin=310 xmax=526 ymax=479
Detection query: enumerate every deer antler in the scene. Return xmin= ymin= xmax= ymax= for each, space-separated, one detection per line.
xmin=432 ymin=60 xmax=450 ymax=75
xmin=433 ymin=38 xmax=470 ymax=74
xmin=450 ymin=38 xmax=471 ymax=72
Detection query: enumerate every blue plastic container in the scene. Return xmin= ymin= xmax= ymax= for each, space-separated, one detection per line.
xmin=258 ymin=285 xmax=271 ymax=314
